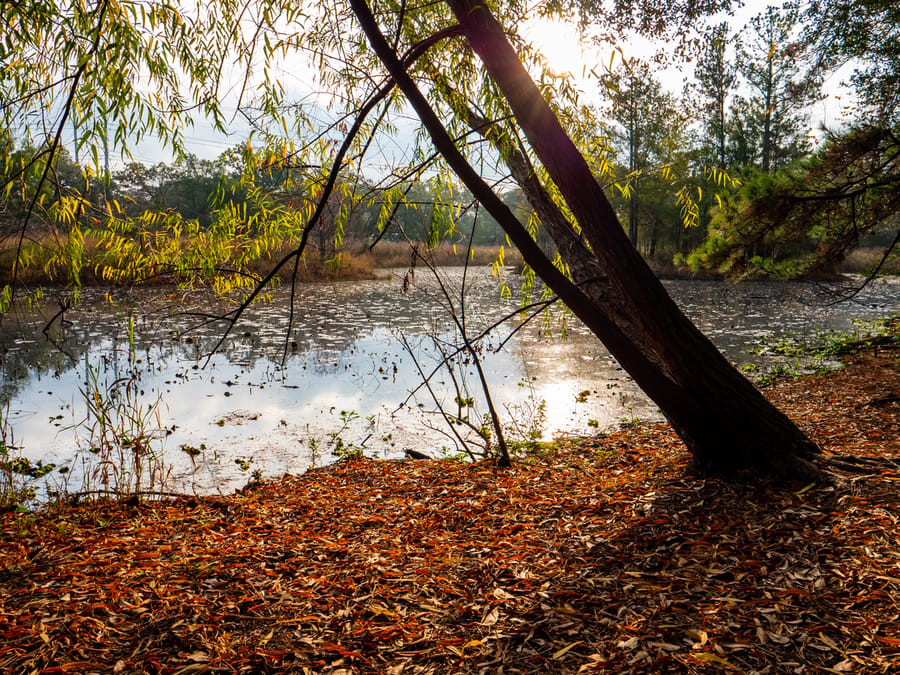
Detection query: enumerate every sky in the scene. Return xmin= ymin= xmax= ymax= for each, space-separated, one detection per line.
xmin=521 ymin=1 xmax=853 ymax=134
xmin=81 ymin=0 xmax=851 ymax=170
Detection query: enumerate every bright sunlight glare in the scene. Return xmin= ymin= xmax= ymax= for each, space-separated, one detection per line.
xmin=521 ymin=18 xmax=602 ymax=79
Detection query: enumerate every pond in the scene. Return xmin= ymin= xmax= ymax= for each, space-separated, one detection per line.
xmin=2 ymin=268 xmax=898 ymax=499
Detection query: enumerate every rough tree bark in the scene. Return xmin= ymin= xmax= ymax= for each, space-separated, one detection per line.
xmin=351 ymin=0 xmax=822 ymax=479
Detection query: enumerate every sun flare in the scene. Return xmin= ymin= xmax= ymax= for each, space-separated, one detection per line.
xmin=522 ymin=18 xmax=596 ymax=78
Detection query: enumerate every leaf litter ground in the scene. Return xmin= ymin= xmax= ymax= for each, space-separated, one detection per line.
xmin=1 ymin=340 xmax=899 ymax=674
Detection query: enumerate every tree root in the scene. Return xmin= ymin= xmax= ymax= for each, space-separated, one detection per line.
xmin=825 ymin=454 xmax=900 ymax=474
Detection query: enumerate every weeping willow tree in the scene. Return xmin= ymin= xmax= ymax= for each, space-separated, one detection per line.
xmin=1 ymin=0 xmax=390 ymax=300
xmin=5 ymin=0 xmax=858 ymax=479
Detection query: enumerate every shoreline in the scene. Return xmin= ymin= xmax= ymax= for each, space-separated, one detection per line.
xmin=4 ymin=234 xmax=895 ymax=289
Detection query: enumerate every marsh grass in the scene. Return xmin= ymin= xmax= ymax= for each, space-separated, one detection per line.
xmin=228 ymin=240 xmax=520 ymax=282
xmin=366 ymin=241 xmax=520 ymax=270
xmin=68 ymin=361 xmax=173 ymax=501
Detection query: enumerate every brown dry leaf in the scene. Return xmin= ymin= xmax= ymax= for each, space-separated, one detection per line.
xmin=481 ymin=606 xmax=500 ymax=626
xmin=173 ymin=665 xmax=211 ymax=675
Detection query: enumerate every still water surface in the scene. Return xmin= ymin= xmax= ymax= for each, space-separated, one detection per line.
xmin=2 ymin=268 xmax=898 ymax=496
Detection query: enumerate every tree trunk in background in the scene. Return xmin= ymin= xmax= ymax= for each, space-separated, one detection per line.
xmin=352 ymin=0 xmax=822 ymax=479
xmin=763 ymin=56 xmax=774 ymax=173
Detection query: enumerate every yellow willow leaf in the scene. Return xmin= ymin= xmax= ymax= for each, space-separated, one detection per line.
xmin=553 ymin=641 xmax=582 ymax=659
xmin=692 ymin=652 xmax=737 ymax=668
xmin=794 ymin=482 xmax=816 ymax=496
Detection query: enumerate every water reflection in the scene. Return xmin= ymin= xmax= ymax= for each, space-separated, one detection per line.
xmin=2 ymin=269 xmax=898 ymax=497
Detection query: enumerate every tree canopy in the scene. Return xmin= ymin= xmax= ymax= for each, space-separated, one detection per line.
xmin=4 ymin=0 xmax=898 ymax=291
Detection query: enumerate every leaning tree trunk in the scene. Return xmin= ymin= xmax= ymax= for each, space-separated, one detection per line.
xmin=351 ymin=0 xmax=821 ymax=478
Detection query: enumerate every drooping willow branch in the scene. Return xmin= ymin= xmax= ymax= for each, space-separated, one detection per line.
xmin=399 ymin=295 xmax=557 ymax=409
xmin=405 ymin=220 xmax=511 ymax=465
xmin=202 ymin=24 xmax=464 ymax=362
xmin=9 ymin=0 xmax=111 ymax=301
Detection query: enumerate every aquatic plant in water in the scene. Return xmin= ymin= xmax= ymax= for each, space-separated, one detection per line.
xmin=70 ymin=362 xmax=172 ymax=500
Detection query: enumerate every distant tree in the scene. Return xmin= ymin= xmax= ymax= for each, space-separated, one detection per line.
xmin=685 ymin=126 xmax=900 ymax=279
xmin=734 ymin=6 xmax=820 ymax=173
xmin=602 ymin=59 xmax=686 ymax=253
xmin=693 ymin=23 xmax=736 ymax=171
xmin=803 ymin=0 xmax=900 ymax=125
xmin=113 ymin=155 xmax=233 ymax=227
xmin=391 ymin=179 xmax=444 ymax=244
xmin=1 ymin=136 xmax=90 ymax=234
xmin=686 ymin=1 xmax=900 ymax=279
